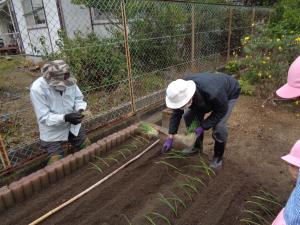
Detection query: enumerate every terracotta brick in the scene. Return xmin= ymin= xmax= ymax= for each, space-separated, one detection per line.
xmin=97 ymin=139 xmax=107 ymax=154
xmin=109 ymin=134 xmax=116 ymax=149
xmin=105 ymin=137 xmax=112 ymax=152
xmin=81 ymin=148 xmax=90 ymax=164
xmin=0 ymin=185 xmax=14 ymax=209
xmin=74 ymin=151 xmax=84 ymax=168
xmin=61 ymin=155 xmax=72 ymax=176
xmin=9 ymin=181 xmax=25 ymax=203
xmin=53 ymin=161 xmax=64 ymax=180
xmin=116 ymin=132 xmax=122 ymax=145
xmin=0 ymin=191 xmax=5 ymax=213
xmin=44 ymin=164 xmax=57 ymax=184
xmin=22 ymin=177 xmax=33 ymax=199
xmin=120 ymin=130 xmax=126 ymax=143
xmin=124 ymin=127 xmax=131 ymax=139
xmin=37 ymin=169 xmax=49 ymax=188
xmin=128 ymin=126 xmax=135 ymax=136
xmin=134 ymin=124 xmax=139 ymax=132
xmin=88 ymin=144 xmax=98 ymax=161
xmin=69 ymin=154 xmax=77 ymax=172
xmin=95 ymin=140 xmax=105 ymax=156
xmin=29 ymin=172 xmax=42 ymax=193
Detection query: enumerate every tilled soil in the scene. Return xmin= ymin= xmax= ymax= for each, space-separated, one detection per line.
xmin=0 ymin=95 xmax=299 ymax=225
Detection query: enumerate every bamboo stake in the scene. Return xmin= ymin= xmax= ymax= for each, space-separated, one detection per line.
xmin=0 ymin=135 xmax=11 ymax=169
xmin=191 ymin=4 xmax=195 ymax=72
xmin=121 ymin=0 xmax=136 ymax=113
xmin=226 ymin=7 xmax=233 ymax=62
xmin=29 ymin=139 xmax=160 ymax=225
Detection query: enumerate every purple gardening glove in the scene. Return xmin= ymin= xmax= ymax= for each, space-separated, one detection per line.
xmin=195 ymin=127 xmax=204 ymax=137
xmin=161 ymin=138 xmax=173 ymax=153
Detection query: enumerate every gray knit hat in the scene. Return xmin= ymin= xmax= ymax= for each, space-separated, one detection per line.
xmin=41 ymin=60 xmax=76 ymax=88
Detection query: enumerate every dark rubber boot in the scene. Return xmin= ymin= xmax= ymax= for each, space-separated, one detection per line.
xmin=210 ymin=141 xmax=225 ymax=169
xmin=182 ymin=134 xmax=203 ymax=155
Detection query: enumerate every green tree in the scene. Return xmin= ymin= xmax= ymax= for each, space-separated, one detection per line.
xmin=270 ymin=0 xmax=300 ymax=32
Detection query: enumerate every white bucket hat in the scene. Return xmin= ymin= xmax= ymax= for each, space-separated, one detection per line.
xmin=165 ymin=79 xmax=196 ymax=109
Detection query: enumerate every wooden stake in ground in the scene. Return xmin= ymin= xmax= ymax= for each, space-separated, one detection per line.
xmin=0 ymin=135 xmax=11 ymax=169
xmin=29 ymin=139 xmax=160 ymax=225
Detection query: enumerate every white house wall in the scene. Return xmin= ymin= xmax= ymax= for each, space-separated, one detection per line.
xmin=11 ymin=0 xmax=32 ymax=55
xmin=60 ymin=0 xmax=93 ymax=39
xmin=11 ymin=0 xmax=114 ymax=55
xmin=11 ymin=0 xmax=60 ymax=56
xmin=60 ymin=0 xmax=113 ymax=39
xmin=43 ymin=0 xmax=60 ymax=52
xmin=26 ymin=27 xmax=52 ymax=55
xmin=0 ymin=12 xmax=11 ymax=45
xmin=93 ymin=23 xmax=114 ymax=39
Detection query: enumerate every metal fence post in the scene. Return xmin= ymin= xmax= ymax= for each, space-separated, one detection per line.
xmin=7 ymin=0 xmax=23 ymax=53
xmin=191 ymin=4 xmax=196 ymax=72
xmin=0 ymin=135 xmax=11 ymax=169
xmin=121 ymin=0 xmax=136 ymax=113
xmin=268 ymin=9 xmax=272 ymax=24
xmin=227 ymin=7 xmax=233 ymax=62
xmin=251 ymin=7 xmax=256 ymax=35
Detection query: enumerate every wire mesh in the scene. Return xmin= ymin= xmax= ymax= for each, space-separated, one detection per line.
xmin=0 ymin=0 xmax=271 ymax=171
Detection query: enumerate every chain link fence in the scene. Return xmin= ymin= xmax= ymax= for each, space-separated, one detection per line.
xmin=0 ymin=0 xmax=271 ymax=172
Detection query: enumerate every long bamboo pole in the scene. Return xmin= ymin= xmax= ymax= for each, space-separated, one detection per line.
xmin=191 ymin=4 xmax=195 ymax=72
xmin=121 ymin=0 xmax=136 ymax=113
xmin=226 ymin=7 xmax=233 ymax=62
xmin=29 ymin=139 xmax=160 ymax=225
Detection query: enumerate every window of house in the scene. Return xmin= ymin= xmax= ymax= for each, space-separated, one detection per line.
xmin=22 ymin=0 xmax=46 ymax=27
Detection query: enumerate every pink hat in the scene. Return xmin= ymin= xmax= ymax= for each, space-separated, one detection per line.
xmin=282 ymin=140 xmax=300 ymax=167
xmin=276 ymin=56 xmax=300 ymax=99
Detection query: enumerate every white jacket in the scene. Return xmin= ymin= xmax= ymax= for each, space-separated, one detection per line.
xmin=30 ymin=77 xmax=87 ymax=142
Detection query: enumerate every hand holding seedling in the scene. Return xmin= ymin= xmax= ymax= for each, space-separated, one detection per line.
xmin=195 ymin=127 xmax=204 ymax=137
xmin=161 ymin=138 xmax=173 ymax=153
xmin=64 ymin=112 xmax=84 ymax=125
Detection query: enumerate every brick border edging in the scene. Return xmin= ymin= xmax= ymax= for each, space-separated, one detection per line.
xmin=0 ymin=124 xmax=139 ymax=213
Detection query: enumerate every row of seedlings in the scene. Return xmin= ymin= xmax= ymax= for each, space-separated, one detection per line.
xmin=120 ymin=149 xmax=216 ymax=224
xmin=89 ymin=122 xmax=159 ymax=174
xmin=0 ymin=124 xmax=139 ymax=213
xmin=239 ymin=189 xmax=282 ymax=225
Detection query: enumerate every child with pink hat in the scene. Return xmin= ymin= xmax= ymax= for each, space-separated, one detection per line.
xmin=276 ymin=56 xmax=300 ymax=99
xmin=272 ymin=140 xmax=300 ymax=225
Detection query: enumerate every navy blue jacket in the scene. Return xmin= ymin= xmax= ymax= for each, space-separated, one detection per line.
xmin=168 ymin=72 xmax=240 ymax=134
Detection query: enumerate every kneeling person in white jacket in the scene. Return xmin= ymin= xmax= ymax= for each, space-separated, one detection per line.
xmin=30 ymin=60 xmax=90 ymax=164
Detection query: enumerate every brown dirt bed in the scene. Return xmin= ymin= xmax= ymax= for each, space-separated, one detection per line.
xmin=0 ymin=95 xmax=299 ymax=225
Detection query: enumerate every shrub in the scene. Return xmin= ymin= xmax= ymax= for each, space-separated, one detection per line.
xmin=226 ymin=23 xmax=300 ymax=97
xmin=42 ymin=32 xmax=127 ymax=91
xmin=128 ymin=1 xmax=189 ymax=72
xmin=238 ymin=78 xmax=256 ymax=96
xmin=270 ymin=0 xmax=300 ymax=33
xmin=225 ymin=59 xmax=245 ymax=75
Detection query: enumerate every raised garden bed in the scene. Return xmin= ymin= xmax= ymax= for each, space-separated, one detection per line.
xmin=0 ymin=122 xmax=282 ymax=225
